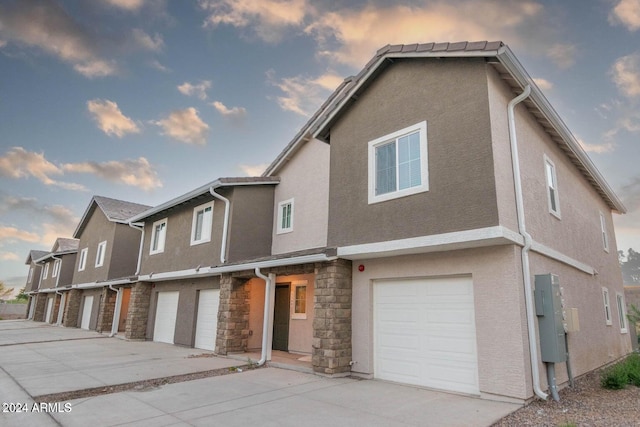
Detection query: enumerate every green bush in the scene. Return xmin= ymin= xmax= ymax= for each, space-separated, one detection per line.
xmin=601 ymin=354 xmax=640 ymax=389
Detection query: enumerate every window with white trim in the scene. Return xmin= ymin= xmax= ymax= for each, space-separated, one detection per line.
xmin=617 ymin=293 xmax=628 ymax=333
xmin=27 ymin=267 xmax=33 ymax=283
xmin=52 ymin=259 xmax=61 ymax=278
xmin=544 ymin=156 xmax=561 ymax=218
xmin=43 ymin=262 xmax=49 ymax=279
xmin=368 ymin=121 xmax=429 ymax=204
xmin=78 ymin=248 xmax=88 ymax=271
xmin=150 ymin=218 xmax=167 ymax=255
xmin=95 ymin=241 xmax=107 ymax=267
xmin=602 ymin=287 xmax=612 ymax=326
xmin=600 ymin=212 xmax=609 ymax=252
xmin=291 ymin=281 xmax=308 ymax=319
xmin=191 ymin=202 xmax=214 ymax=245
xmin=277 ymin=198 xmax=294 ymax=234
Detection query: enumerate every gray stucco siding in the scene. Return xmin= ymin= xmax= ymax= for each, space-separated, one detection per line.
xmin=227 ymin=186 xmax=274 ymax=263
xmin=327 ymin=59 xmax=499 ymax=247
xmin=72 ymin=209 xmax=116 ymax=284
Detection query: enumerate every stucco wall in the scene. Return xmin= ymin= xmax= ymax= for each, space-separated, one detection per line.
xmin=58 ymin=253 xmax=77 ymax=287
xmin=109 ymin=224 xmax=142 ymax=279
xmin=24 ymin=263 xmax=42 ymax=292
xmin=271 ymin=139 xmax=330 ymax=254
xmin=227 ymin=186 xmax=275 ymax=262
xmin=327 ymin=59 xmax=499 ymax=247
xmin=73 ymin=208 xmax=116 ymax=284
xmin=145 ymin=277 xmax=220 ymax=347
xmin=350 ymin=246 xmax=532 ymax=400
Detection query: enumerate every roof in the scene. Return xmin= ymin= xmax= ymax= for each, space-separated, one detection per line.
xmin=74 ymin=195 xmax=152 ymax=238
xmin=25 ymin=250 xmax=49 ymax=265
xmin=263 ymin=41 xmax=626 ymax=214
xmin=33 ymin=237 xmax=80 ymax=263
xmin=129 ymin=177 xmax=280 ymax=223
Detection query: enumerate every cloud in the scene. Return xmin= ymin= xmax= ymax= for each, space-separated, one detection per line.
xmin=545 ymin=43 xmax=577 ymax=69
xmin=0 ymin=252 xmax=19 ymax=261
xmin=211 ymin=101 xmax=247 ymax=119
xmin=177 ymin=80 xmax=212 ymax=100
xmin=154 ymin=108 xmax=209 ymax=145
xmin=268 ymin=70 xmax=343 ymax=116
xmin=200 ymin=0 xmax=307 ymax=42
xmin=0 ymin=147 xmax=85 ymax=190
xmin=149 ymin=59 xmax=171 ymax=72
xmin=611 ymin=53 xmax=640 ymax=98
xmin=0 ymin=226 xmax=40 ymax=244
xmin=0 ymin=0 xmax=118 ymax=78
xmin=132 ymin=28 xmax=164 ymax=52
xmin=533 ymin=77 xmax=553 ymax=91
xmin=87 ymin=99 xmax=141 ymax=138
xmin=609 ymin=0 xmax=640 ymax=31
xmin=101 ymin=0 xmax=145 ymax=11
xmin=239 ymin=163 xmax=269 ymax=176
xmin=620 ymin=176 xmax=640 ymax=212
xmin=62 ymin=157 xmax=162 ymax=191
xmin=577 ymin=136 xmax=615 ymax=154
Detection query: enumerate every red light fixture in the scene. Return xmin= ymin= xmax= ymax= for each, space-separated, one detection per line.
xmin=358 ymin=264 xmax=365 ymax=272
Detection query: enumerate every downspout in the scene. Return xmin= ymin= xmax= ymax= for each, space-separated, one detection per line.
xmin=128 ymin=222 xmax=145 ymax=275
xmin=108 ymin=284 xmax=122 ymax=337
xmin=254 ymin=267 xmax=275 ymax=366
xmin=508 ymin=85 xmax=548 ymax=400
xmin=51 ymin=255 xmax=62 ymax=288
xmin=209 ymin=186 xmax=230 ymax=264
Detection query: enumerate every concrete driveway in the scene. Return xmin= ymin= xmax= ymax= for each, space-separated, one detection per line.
xmin=0 ymin=320 xmax=521 ymax=426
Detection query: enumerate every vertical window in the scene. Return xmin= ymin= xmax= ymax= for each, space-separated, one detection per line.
xmin=191 ymin=202 xmax=214 ymax=245
xmin=291 ymin=281 xmax=308 ymax=319
xmin=600 ymin=212 xmax=609 ymax=252
xmin=27 ymin=267 xmax=34 ymax=283
xmin=78 ymin=248 xmax=88 ymax=271
xmin=52 ymin=259 xmax=61 ymax=278
xmin=43 ymin=262 xmax=50 ymax=279
xmin=602 ymin=287 xmax=612 ymax=326
xmin=277 ymin=199 xmax=294 ymax=234
xmin=617 ymin=293 xmax=628 ymax=333
xmin=95 ymin=241 xmax=107 ymax=267
xmin=368 ymin=121 xmax=428 ymax=204
xmin=544 ymin=156 xmax=561 ymax=218
xmin=150 ymin=218 xmax=167 ymax=254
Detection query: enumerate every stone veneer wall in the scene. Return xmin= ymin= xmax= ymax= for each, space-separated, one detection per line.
xmin=33 ymin=294 xmax=47 ymax=322
xmin=125 ymin=282 xmax=151 ymax=340
xmin=96 ymin=287 xmax=116 ymax=333
xmin=63 ymin=289 xmax=82 ymax=327
xmin=313 ymin=259 xmax=353 ymax=375
xmin=51 ymin=295 xmax=61 ymax=324
xmin=216 ymin=275 xmax=251 ymax=355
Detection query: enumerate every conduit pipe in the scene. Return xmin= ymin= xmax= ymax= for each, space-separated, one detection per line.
xmin=128 ymin=222 xmax=145 ymax=275
xmin=254 ymin=267 xmax=275 ymax=367
xmin=209 ymin=186 xmax=230 ymax=264
xmin=108 ymin=284 xmax=122 ymax=337
xmin=508 ymin=84 xmax=548 ymax=400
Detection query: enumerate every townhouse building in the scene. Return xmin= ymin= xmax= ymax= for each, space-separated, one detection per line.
xmin=24 ymin=249 xmax=48 ymax=319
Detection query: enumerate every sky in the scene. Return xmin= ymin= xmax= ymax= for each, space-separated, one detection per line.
xmin=1 ymin=0 xmax=639 ymax=289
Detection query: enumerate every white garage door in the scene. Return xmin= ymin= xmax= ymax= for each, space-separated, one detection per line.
xmin=374 ymin=276 xmax=479 ymax=395
xmin=194 ymin=289 xmax=220 ymax=350
xmin=80 ymin=295 xmax=93 ymax=330
xmin=153 ymin=291 xmax=179 ymax=344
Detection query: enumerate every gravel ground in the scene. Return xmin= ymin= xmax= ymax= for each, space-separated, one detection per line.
xmin=492 ymin=368 xmax=640 ymax=427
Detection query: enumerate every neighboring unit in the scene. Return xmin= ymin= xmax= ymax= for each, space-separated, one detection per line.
xmin=24 ymin=249 xmax=49 ymax=320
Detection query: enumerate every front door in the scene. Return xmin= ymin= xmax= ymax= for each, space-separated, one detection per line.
xmin=273 ymin=284 xmax=290 ymax=351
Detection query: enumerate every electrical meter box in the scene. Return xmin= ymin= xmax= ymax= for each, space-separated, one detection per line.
xmin=534 ymin=274 xmax=567 ymax=363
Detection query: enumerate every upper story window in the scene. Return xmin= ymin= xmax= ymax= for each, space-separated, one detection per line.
xmin=43 ymin=262 xmax=50 ymax=279
xmin=617 ymin=293 xmax=628 ymax=333
xmin=291 ymin=281 xmax=307 ymax=320
xmin=150 ymin=218 xmax=167 ymax=255
xmin=27 ymin=267 xmax=33 ymax=283
xmin=368 ymin=121 xmax=428 ymax=204
xmin=544 ymin=156 xmax=561 ymax=219
xmin=602 ymin=287 xmax=612 ymax=326
xmin=52 ymin=259 xmax=61 ymax=278
xmin=277 ymin=198 xmax=294 ymax=234
xmin=78 ymin=248 xmax=88 ymax=271
xmin=600 ymin=212 xmax=609 ymax=253
xmin=95 ymin=241 xmax=107 ymax=267
xmin=191 ymin=202 xmax=214 ymax=245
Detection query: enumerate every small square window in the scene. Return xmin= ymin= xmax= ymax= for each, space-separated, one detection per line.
xmin=291 ymin=281 xmax=307 ymax=319
xmin=191 ymin=202 xmax=214 ymax=245
xmin=602 ymin=287 xmax=612 ymax=326
xmin=368 ymin=121 xmax=429 ymax=204
xmin=544 ymin=156 xmax=561 ymax=218
xmin=78 ymin=248 xmax=88 ymax=271
xmin=52 ymin=259 xmax=61 ymax=278
xmin=277 ymin=198 xmax=294 ymax=234
xmin=43 ymin=262 xmax=50 ymax=279
xmin=95 ymin=241 xmax=107 ymax=267
xmin=617 ymin=293 xmax=628 ymax=333
xmin=600 ymin=212 xmax=609 ymax=253
xmin=150 ymin=218 xmax=167 ymax=255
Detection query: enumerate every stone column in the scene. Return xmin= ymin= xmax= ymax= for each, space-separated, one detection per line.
xmin=33 ymin=294 xmax=47 ymax=322
xmin=215 ymin=274 xmax=250 ymax=355
xmin=313 ymin=259 xmax=353 ymax=375
xmin=63 ymin=289 xmax=82 ymax=327
xmin=125 ymin=282 xmax=151 ymax=340
xmin=96 ymin=287 xmax=116 ymax=333
xmin=51 ymin=295 xmax=61 ymax=324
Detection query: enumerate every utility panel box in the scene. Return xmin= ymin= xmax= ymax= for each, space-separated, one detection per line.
xmin=534 ymin=274 xmax=567 ymax=363
xmin=565 ymin=307 xmax=580 ymax=333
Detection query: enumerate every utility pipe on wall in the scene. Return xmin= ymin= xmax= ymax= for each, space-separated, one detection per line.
xmin=128 ymin=222 xmax=145 ymax=275
xmin=209 ymin=186 xmax=230 ymax=264
xmin=507 ymin=85 xmax=548 ymax=400
xmin=254 ymin=267 xmax=275 ymax=367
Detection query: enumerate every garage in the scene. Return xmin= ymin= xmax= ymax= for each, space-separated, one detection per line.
xmin=80 ymin=295 xmax=93 ymax=330
xmin=194 ymin=289 xmax=219 ymax=350
xmin=374 ymin=276 xmax=479 ymax=395
xmin=153 ymin=291 xmax=179 ymax=344
xmin=45 ymin=296 xmax=54 ymax=323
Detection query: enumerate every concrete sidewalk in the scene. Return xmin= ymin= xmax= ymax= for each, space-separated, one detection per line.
xmin=1 ymin=321 xmax=521 ymax=426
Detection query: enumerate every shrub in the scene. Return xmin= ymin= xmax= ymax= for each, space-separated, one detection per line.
xmin=601 ymin=354 xmax=640 ymax=389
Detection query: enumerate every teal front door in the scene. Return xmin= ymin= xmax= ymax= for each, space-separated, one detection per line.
xmin=273 ymin=284 xmax=290 ymax=351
